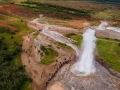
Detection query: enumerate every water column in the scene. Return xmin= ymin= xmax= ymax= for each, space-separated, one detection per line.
xmin=71 ymin=28 xmax=96 ymax=76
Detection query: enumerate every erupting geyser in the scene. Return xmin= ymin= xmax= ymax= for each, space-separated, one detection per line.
xmin=71 ymin=28 xmax=96 ymax=76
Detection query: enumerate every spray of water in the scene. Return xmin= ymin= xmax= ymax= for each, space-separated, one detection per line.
xmin=71 ymin=28 xmax=96 ymax=76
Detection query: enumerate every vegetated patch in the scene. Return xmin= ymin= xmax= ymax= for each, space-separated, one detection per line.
xmin=57 ymin=42 xmax=71 ymax=49
xmin=20 ymin=79 xmax=32 ymax=90
xmin=65 ymin=33 xmax=83 ymax=47
xmin=33 ymin=32 xmax=39 ymax=37
xmin=40 ymin=46 xmax=58 ymax=65
xmin=0 ymin=14 xmax=6 ymax=20
xmin=92 ymin=10 xmax=120 ymax=21
xmin=96 ymin=39 xmax=120 ymax=72
xmin=0 ymin=26 xmax=32 ymax=90
xmin=8 ymin=21 xmax=34 ymax=34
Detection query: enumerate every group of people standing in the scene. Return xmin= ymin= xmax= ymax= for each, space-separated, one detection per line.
xmin=45 ymin=58 xmax=72 ymax=88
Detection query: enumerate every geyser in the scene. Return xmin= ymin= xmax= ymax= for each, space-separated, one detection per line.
xmin=71 ymin=28 xmax=96 ymax=76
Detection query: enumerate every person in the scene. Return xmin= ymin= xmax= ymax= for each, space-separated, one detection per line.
xmin=64 ymin=58 xmax=66 ymax=61
xmin=28 ymin=60 xmax=30 ymax=63
xmin=41 ymin=75 xmax=42 ymax=79
xmin=101 ymin=61 xmax=104 ymax=65
xmin=45 ymin=81 xmax=48 ymax=87
xmin=48 ymin=77 xmax=51 ymax=81
xmin=21 ymin=19 xmax=23 ymax=22
xmin=56 ymin=60 xmax=58 ymax=62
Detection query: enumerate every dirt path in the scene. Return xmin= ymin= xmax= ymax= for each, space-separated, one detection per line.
xmin=21 ymin=34 xmax=47 ymax=90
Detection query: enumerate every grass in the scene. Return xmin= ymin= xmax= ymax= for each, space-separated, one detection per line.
xmin=33 ymin=32 xmax=39 ymax=37
xmin=0 ymin=32 xmax=22 ymax=48
xmin=0 ymin=25 xmax=32 ymax=89
xmin=10 ymin=53 xmax=22 ymax=66
xmin=92 ymin=9 xmax=120 ymax=21
xmin=65 ymin=33 xmax=83 ymax=47
xmin=66 ymin=33 xmax=120 ymax=73
xmin=0 ymin=14 xmax=6 ymax=20
xmin=96 ymin=39 xmax=120 ymax=72
xmin=40 ymin=46 xmax=58 ymax=65
xmin=0 ymin=14 xmax=34 ymax=90
xmin=57 ymin=42 xmax=71 ymax=49
xmin=20 ymin=80 xmax=31 ymax=90
xmin=8 ymin=21 xmax=34 ymax=34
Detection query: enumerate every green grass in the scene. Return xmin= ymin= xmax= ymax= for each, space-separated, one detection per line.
xmin=0 ymin=14 xmax=34 ymax=90
xmin=0 ymin=12 xmax=34 ymax=90
xmin=8 ymin=21 xmax=34 ymax=34
xmin=10 ymin=53 xmax=22 ymax=66
xmin=33 ymin=32 xmax=39 ymax=37
xmin=66 ymin=33 xmax=120 ymax=72
xmin=0 ymin=25 xmax=32 ymax=90
xmin=92 ymin=9 xmax=120 ymax=21
xmin=40 ymin=46 xmax=58 ymax=65
xmin=65 ymin=33 xmax=83 ymax=47
xmin=96 ymin=39 xmax=120 ymax=72
xmin=57 ymin=42 xmax=71 ymax=49
xmin=0 ymin=32 xmax=22 ymax=49
xmin=20 ymin=80 xmax=31 ymax=90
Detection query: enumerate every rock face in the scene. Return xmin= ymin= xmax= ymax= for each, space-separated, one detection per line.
xmin=48 ymin=62 xmax=120 ymax=90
